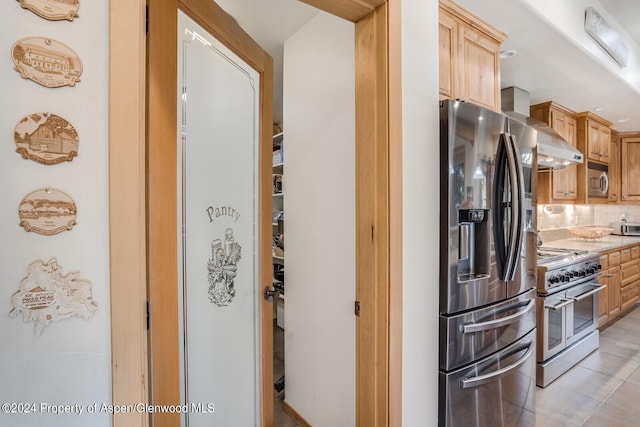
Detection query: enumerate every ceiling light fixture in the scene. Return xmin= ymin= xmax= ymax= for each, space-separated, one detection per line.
xmin=500 ymin=49 xmax=517 ymax=59
xmin=617 ymin=118 xmax=630 ymax=123
xmin=593 ymin=106 xmax=607 ymax=112
xmin=585 ymin=7 xmax=629 ymax=67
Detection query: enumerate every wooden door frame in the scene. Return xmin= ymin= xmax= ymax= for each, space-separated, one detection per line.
xmin=312 ymin=2 xmax=401 ymax=425
xmin=145 ymin=0 xmax=274 ymax=425
xmin=353 ymin=3 xmax=402 ymax=426
xmin=109 ymin=0 xmax=401 ymax=426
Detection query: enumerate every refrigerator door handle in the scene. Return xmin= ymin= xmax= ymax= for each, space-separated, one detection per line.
xmin=505 ymin=134 xmax=525 ymax=281
xmin=492 ymin=134 xmax=509 ymax=280
xmin=460 ymin=299 xmax=534 ymax=334
xmin=460 ymin=343 xmax=534 ymax=389
xmin=502 ymin=134 xmax=519 ymax=280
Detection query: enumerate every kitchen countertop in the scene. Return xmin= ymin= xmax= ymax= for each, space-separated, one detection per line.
xmin=542 ymin=235 xmax=640 ymax=253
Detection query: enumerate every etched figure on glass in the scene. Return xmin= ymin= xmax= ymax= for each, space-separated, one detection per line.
xmin=207 ymin=228 xmax=242 ymax=306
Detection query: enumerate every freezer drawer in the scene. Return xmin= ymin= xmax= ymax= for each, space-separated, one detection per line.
xmin=439 ymin=330 xmax=536 ymax=427
xmin=439 ymin=289 xmax=536 ymax=371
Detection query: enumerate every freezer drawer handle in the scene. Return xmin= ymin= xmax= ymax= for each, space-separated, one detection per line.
xmin=460 ymin=299 xmax=534 ymax=334
xmin=460 ymin=343 xmax=533 ymax=389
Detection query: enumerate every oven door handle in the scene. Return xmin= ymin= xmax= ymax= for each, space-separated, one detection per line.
xmin=569 ymin=284 xmax=606 ymax=301
xmin=460 ymin=299 xmax=534 ymax=334
xmin=461 ymin=343 xmax=534 ymax=389
xmin=545 ymin=298 xmax=573 ymax=311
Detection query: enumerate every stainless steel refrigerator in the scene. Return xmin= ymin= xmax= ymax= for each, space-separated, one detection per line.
xmin=439 ymin=100 xmax=537 ymax=427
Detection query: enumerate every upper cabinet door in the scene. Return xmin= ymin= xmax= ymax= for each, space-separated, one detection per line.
xmin=621 ymin=137 xmax=640 ymax=201
xmin=459 ymin=22 xmax=501 ymax=112
xmin=438 ymin=0 xmax=506 ymax=112
xmin=600 ymin=126 xmax=611 ymax=163
xmin=578 ymin=113 xmax=612 ymax=164
xmin=439 ymin=8 xmax=457 ymax=100
xmin=587 ymin=120 xmax=602 ymax=161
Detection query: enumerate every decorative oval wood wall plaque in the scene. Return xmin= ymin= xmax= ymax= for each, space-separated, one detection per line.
xmin=18 ymin=188 xmax=77 ymax=235
xmin=15 ymin=112 xmax=79 ymax=164
xmin=9 ymin=258 xmax=97 ymax=335
xmin=18 ymin=0 xmax=80 ymax=21
xmin=12 ymin=37 xmax=82 ymax=88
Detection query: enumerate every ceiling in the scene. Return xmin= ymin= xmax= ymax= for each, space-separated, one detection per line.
xmin=456 ymin=0 xmax=640 ymax=132
xmin=214 ymin=0 xmax=319 ymax=125
xmin=214 ymin=0 xmax=640 ymax=132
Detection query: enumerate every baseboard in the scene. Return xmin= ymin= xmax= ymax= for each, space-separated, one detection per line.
xmin=282 ymin=400 xmax=312 ymax=427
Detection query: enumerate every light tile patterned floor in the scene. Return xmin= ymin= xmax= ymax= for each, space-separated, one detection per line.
xmin=535 ymin=303 xmax=640 ymax=427
xmin=274 ymin=304 xmax=640 ymax=426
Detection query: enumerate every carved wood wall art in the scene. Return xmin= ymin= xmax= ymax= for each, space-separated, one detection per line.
xmin=10 ymin=258 xmax=97 ymax=335
xmin=12 ymin=37 xmax=82 ymax=88
xmin=18 ymin=187 xmax=77 ymax=235
xmin=17 ymin=0 xmax=80 ymax=21
xmin=15 ymin=112 xmax=79 ymax=164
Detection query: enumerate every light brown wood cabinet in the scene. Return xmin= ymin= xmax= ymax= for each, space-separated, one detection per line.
xmin=530 ymin=102 xmax=578 ymax=204
xmin=607 ymin=265 xmax=621 ymax=321
xmin=620 ymin=256 xmax=640 ymax=312
xmin=609 ymin=130 xmax=619 ymax=202
xmin=576 ymin=112 xmax=612 ymax=164
xmin=438 ymin=0 xmax=506 ymax=113
xmin=599 ymin=245 xmax=640 ymax=328
xmin=574 ymin=112 xmax=613 ymax=204
xmin=621 ymin=135 xmax=640 ymax=202
xmin=598 ymin=254 xmax=609 ymax=325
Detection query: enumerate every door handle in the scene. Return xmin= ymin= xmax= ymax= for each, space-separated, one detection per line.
xmin=545 ymin=298 xmax=573 ymax=311
xmin=460 ymin=300 xmax=534 ymax=334
xmin=461 ymin=343 xmax=533 ymax=389
xmin=503 ymin=135 xmax=524 ymax=281
xmin=570 ymin=284 xmax=606 ymax=301
xmin=600 ymin=172 xmax=609 ymax=195
xmin=264 ymin=286 xmax=280 ymax=302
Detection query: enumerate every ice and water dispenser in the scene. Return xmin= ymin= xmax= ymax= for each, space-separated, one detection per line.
xmin=457 ymin=208 xmax=490 ymax=282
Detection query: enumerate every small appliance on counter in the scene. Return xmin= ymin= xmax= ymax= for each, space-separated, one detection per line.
xmin=610 ymin=221 xmax=640 ymax=236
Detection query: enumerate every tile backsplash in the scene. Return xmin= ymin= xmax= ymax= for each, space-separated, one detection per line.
xmin=537 ymin=204 xmax=640 ymax=232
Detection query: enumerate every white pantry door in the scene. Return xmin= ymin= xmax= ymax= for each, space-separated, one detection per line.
xmin=177 ymin=10 xmax=264 ymax=426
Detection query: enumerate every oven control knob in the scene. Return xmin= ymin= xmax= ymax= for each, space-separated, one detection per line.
xmin=588 ymin=268 xmax=595 ymax=274
xmin=580 ymin=270 xmax=586 ymax=277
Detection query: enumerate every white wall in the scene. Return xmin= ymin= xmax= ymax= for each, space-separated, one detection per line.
xmin=0 ymin=3 xmax=111 ymax=427
xmin=400 ymin=0 xmax=440 ymax=425
xmin=283 ymin=12 xmax=355 ymax=427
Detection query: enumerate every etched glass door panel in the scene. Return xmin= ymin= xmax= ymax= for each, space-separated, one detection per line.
xmin=178 ymin=11 xmax=260 ymax=426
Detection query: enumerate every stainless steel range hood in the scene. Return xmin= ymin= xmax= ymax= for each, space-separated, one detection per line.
xmin=502 ymin=87 xmax=584 ymax=170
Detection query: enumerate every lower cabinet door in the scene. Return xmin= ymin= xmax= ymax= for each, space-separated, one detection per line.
xmin=439 ymin=330 xmax=536 ymax=427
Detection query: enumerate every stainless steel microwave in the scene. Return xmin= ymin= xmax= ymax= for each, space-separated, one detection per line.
xmin=587 ymin=162 xmax=609 ymax=198
xmin=611 ymin=222 xmax=640 ymax=236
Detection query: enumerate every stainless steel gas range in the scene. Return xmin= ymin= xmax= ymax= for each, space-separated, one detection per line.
xmin=536 ymin=247 xmax=605 ymax=387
